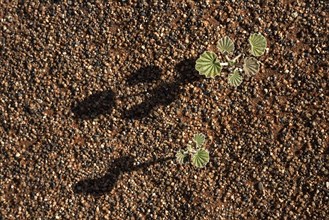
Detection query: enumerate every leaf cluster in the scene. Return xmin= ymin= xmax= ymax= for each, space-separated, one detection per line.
xmin=176 ymin=133 xmax=210 ymax=168
xmin=195 ymin=33 xmax=267 ymax=87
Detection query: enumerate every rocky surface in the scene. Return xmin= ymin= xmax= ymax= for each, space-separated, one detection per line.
xmin=0 ymin=0 xmax=328 ymax=219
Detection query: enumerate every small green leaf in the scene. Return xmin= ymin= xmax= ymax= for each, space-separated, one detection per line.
xmin=243 ymin=57 xmax=260 ymax=76
xmin=176 ymin=150 xmax=187 ymax=164
xmin=193 ymin=133 xmax=206 ymax=147
xmin=228 ymin=69 xmax=243 ymax=87
xmin=217 ymin=36 xmax=234 ymax=54
xmin=249 ymin=33 xmax=267 ymax=57
xmin=195 ymin=51 xmax=222 ymax=78
xmin=192 ymin=149 xmax=209 ymax=168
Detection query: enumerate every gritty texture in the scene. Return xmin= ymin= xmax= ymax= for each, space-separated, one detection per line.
xmin=0 ymin=0 xmax=328 ymax=219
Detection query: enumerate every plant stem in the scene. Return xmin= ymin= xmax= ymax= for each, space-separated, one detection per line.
xmin=187 ymin=148 xmax=196 ymax=154
xmin=232 ymin=54 xmax=242 ymax=62
xmin=220 ymin=62 xmax=229 ymax=66
xmin=225 ymin=55 xmax=232 ymax=62
xmin=225 ymin=54 xmax=242 ymax=63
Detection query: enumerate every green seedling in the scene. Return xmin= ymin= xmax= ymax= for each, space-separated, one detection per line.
xmin=176 ymin=133 xmax=210 ymax=168
xmin=195 ymin=33 xmax=267 ymax=87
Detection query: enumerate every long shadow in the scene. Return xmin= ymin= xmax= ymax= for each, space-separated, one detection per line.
xmin=73 ymin=156 xmax=174 ymax=196
xmin=126 ymin=65 xmax=162 ymax=86
xmin=71 ymin=59 xmax=200 ymax=120
xmin=123 ymin=59 xmax=201 ymax=119
xmin=71 ymin=90 xmax=115 ymax=120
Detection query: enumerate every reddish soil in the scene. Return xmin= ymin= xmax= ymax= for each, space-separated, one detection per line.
xmin=0 ymin=1 xmax=328 ymax=219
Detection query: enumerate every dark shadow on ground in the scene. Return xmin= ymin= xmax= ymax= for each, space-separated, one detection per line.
xmin=71 ymin=90 xmax=115 ymax=120
xmin=71 ymin=59 xmax=200 ymax=120
xmin=123 ymin=59 xmax=201 ymax=119
xmin=126 ymin=65 xmax=162 ymax=86
xmin=73 ymin=156 xmax=174 ymax=196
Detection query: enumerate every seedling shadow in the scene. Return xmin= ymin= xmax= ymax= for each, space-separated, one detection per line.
xmin=126 ymin=65 xmax=162 ymax=86
xmin=123 ymin=59 xmax=200 ymax=119
xmin=71 ymin=59 xmax=200 ymax=120
xmin=71 ymin=90 xmax=115 ymax=120
xmin=73 ymin=156 xmax=174 ymax=196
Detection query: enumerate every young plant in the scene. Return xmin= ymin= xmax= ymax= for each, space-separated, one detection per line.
xmin=195 ymin=33 xmax=267 ymax=87
xmin=176 ymin=133 xmax=210 ymax=168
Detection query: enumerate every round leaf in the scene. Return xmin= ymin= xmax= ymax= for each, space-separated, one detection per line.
xmin=217 ymin=36 xmax=234 ymax=54
xmin=193 ymin=133 xmax=206 ymax=147
xmin=243 ymin=57 xmax=260 ymax=76
xmin=249 ymin=33 xmax=267 ymax=57
xmin=195 ymin=51 xmax=222 ymax=78
xmin=176 ymin=150 xmax=187 ymax=164
xmin=192 ymin=149 xmax=209 ymax=168
xmin=228 ymin=69 xmax=243 ymax=87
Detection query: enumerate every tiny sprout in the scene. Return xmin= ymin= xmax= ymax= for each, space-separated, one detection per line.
xmin=176 ymin=133 xmax=210 ymax=168
xmin=195 ymin=33 xmax=267 ymax=87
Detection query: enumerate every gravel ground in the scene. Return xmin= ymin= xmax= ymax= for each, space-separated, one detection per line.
xmin=0 ymin=0 xmax=328 ymax=219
